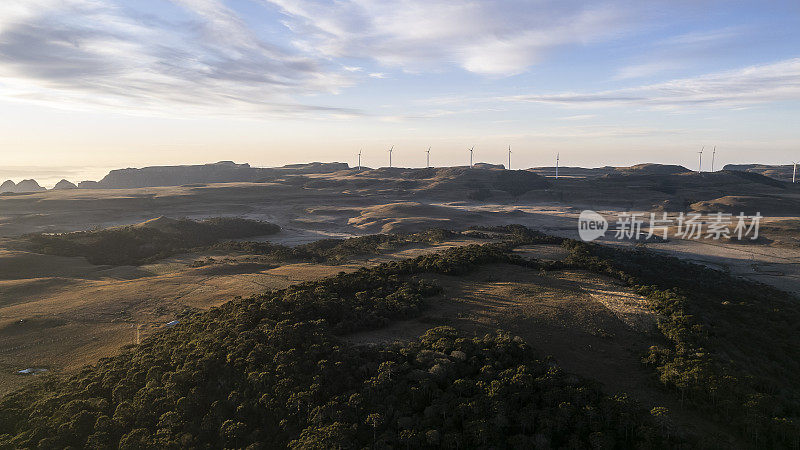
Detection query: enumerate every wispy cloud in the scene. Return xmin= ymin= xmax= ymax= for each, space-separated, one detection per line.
xmin=659 ymin=26 xmax=749 ymax=47
xmin=614 ymin=61 xmax=678 ymax=80
xmin=0 ymin=0 xmax=357 ymax=117
xmin=0 ymin=0 xmax=794 ymax=121
xmin=504 ymin=58 xmax=800 ymax=109
xmin=559 ymin=114 xmax=597 ymax=120
xmin=475 ymin=125 xmax=693 ymax=140
xmin=379 ymin=106 xmax=507 ymax=122
xmin=613 ymin=26 xmax=749 ymax=81
xmin=264 ymin=0 xmax=657 ymax=76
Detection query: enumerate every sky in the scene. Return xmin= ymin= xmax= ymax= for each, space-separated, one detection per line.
xmin=1 ymin=0 xmax=799 ymax=186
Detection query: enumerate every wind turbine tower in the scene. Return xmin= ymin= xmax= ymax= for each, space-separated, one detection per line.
xmin=697 ymin=146 xmax=704 ymax=173
xmin=711 ymin=146 xmax=716 ymax=172
xmin=793 ymin=161 xmax=797 ymax=183
xmin=426 ymin=147 xmax=431 ymax=168
xmin=357 ymin=148 xmax=362 ymax=171
xmin=469 ymin=146 xmax=474 ymax=168
xmin=508 ymin=145 xmax=511 ymax=170
xmin=555 ymin=153 xmax=559 ymax=179
xmin=388 ymin=145 xmax=393 ymax=168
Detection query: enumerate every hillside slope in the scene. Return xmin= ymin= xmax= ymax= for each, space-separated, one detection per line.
xmin=1 ymin=227 xmax=798 ymax=447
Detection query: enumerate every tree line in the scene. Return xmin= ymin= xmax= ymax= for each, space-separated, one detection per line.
xmin=21 ymin=217 xmax=280 ymax=266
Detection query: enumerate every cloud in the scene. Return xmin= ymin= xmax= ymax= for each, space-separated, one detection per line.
xmin=473 ymin=125 xmax=693 ymax=140
xmin=264 ymin=0 xmax=654 ymax=76
xmin=614 ymin=61 xmax=678 ymax=80
xmin=559 ymin=114 xmax=597 ymax=120
xmin=0 ymin=0 xmax=357 ymax=117
xmin=613 ymin=26 xmax=749 ymax=81
xmin=0 ymin=0 xmax=785 ymax=120
xmin=658 ymin=26 xmax=748 ymax=47
xmin=503 ymin=59 xmax=800 ymax=109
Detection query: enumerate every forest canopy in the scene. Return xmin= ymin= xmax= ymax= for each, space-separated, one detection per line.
xmin=1 ymin=225 xmax=798 ymax=447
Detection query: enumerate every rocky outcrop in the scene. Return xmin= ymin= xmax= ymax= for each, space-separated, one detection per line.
xmin=96 ymin=161 xmax=262 ymax=188
xmin=473 ymin=163 xmax=505 ymax=170
xmin=53 ymin=179 xmax=78 ymax=190
xmin=0 ymin=179 xmax=46 ymax=193
xmin=92 ymin=161 xmax=351 ymax=189
xmin=16 ymin=180 xmax=47 ymax=192
xmin=78 ymin=181 xmax=101 ymax=189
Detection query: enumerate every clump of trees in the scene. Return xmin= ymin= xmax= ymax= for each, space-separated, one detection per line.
xmin=23 ymin=217 xmax=280 ymax=265
xmin=553 ymin=239 xmax=800 ymax=447
xmin=0 ymin=239 xmax=671 ymax=448
xmin=469 ymin=224 xmax=566 ymax=246
xmin=291 ymin=327 xmax=668 ymax=449
xmin=214 ymin=228 xmax=458 ymax=264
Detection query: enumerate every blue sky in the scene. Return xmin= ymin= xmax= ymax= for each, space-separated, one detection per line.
xmin=0 ymin=0 xmax=798 ymax=185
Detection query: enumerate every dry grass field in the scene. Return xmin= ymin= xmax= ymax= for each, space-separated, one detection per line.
xmin=0 ymin=235 xmax=490 ymax=395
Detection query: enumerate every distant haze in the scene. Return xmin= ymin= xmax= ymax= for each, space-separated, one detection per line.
xmin=0 ymin=166 xmax=115 ymax=189
xmin=2 ymin=155 xmax=797 ymax=190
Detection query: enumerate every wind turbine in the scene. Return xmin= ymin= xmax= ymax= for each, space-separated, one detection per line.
xmin=426 ymin=147 xmax=431 ymax=168
xmin=469 ymin=146 xmax=474 ymax=168
xmin=357 ymin=148 xmax=362 ymax=171
xmin=388 ymin=145 xmax=393 ymax=168
xmin=555 ymin=153 xmax=560 ymax=179
xmin=697 ymin=146 xmax=704 ymax=173
xmin=508 ymin=145 xmax=511 ymax=170
xmin=793 ymin=161 xmax=797 ymax=183
xmin=711 ymin=146 xmax=716 ymax=172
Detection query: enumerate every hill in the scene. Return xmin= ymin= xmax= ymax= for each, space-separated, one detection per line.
xmin=518 ymin=168 xmax=792 ymax=211
xmin=95 ymin=162 xmax=265 ymax=189
xmin=528 ymin=163 xmax=690 ymax=179
xmin=613 ymin=163 xmax=690 ymax=175
xmin=91 ymin=161 xmax=351 ymax=189
xmin=691 ymin=195 xmax=800 ymax=215
xmin=21 ymin=217 xmax=281 ymax=265
xmin=723 ymin=164 xmax=796 ymax=181
xmin=0 ymin=238 xmax=682 ymax=448
xmin=0 ymin=180 xmax=15 ymax=193
xmin=347 ymin=202 xmax=482 ymax=233
xmin=53 ymin=179 xmax=78 ymax=190
xmin=1 ymin=226 xmax=798 ymax=447
xmin=0 ymin=179 xmax=46 ymax=194
xmin=341 ymin=166 xmax=549 ymax=201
